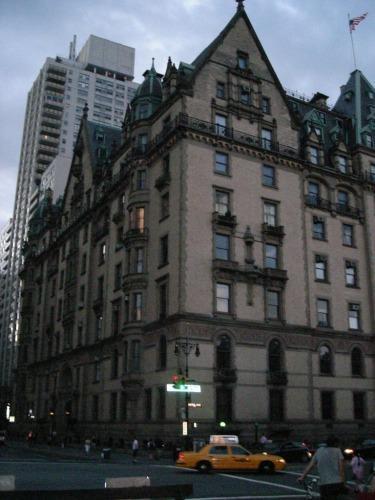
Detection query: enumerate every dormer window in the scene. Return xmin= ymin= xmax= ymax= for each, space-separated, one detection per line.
xmin=337 ymin=155 xmax=348 ymax=173
xmin=240 ymin=86 xmax=251 ymax=105
xmin=139 ymin=103 xmax=148 ymax=119
xmin=309 ymin=146 xmax=319 ymax=165
xmin=363 ymin=133 xmax=373 ymax=148
xmin=237 ymin=51 xmax=249 ymax=70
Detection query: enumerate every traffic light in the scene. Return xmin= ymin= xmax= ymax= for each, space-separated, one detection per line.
xmin=172 ymin=374 xmax=186 ymax=390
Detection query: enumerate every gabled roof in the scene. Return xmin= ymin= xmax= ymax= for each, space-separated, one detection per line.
xmin=190 ymin=3 xmax=298 ymax=126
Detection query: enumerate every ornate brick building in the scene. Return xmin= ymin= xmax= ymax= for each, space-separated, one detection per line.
xmin=15 ymin=2 xmax=375 ymax=444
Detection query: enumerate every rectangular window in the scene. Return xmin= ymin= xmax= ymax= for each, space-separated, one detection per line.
xmin=93 ymin=359 xmax=101 ymax=382
xmin=308 ymin=181 xmax=320 ymax=204
xmin=139 ymin=103 xmax=148 ymax=119
xmin=215 ymin=190 xmax=230 ymax=215
xmin=114 ymin=263 xmax=122 ymax=290
xmin=59 ymin=270 xmax=64 ymax=289
xmin=99 ymin=242 xmax=106 ymax=265
xmin=338 ymin=155 xmax=348 ymax=173
xmin=240 ymin=86 xmax=251 ymax=105
xmin=92 ymin=395 xmax=99 ymax=420
xmin=160 ymin=235 xmax=169 ymax=266
xmin=81 ymin=253 xmax=87 ymax=274
xmin=309 ymin=146 xmax=319 ymax=165
xmin=79 ymin=284 xmax=85 ymax=304
xmin=95 ymin=315 xmax=103 ymax=340
xmin=262 ymin=165 xmax=275 ymax=187
xmin=112 ymin=303 xmax=120 ymax=337
xmin=159 ymin=282 xmax=168 ymax=319
xmin=161 ymin=192 xmax=169 ymax=219
xmin=215 ymin=114 xmax=228 ymax=137
xmin=157 ymin=386 xmax=166 ymax=420
xmin=345 ymin=261 xmax=357 ymax=287
xmin=97 ymin=276 xmax=104 ymax=301
xmin=265 ymin=244 xmax=278 ymax=269
xmin=216 ymin=283 xmax=230 ymax=313
xmin=121 ymin=392 xmax=128 ymax=421
xmin=110 ymin=393 xmax=117 ymax=421
xmin=136 ymin=169 xmax=146 ymax=190
xmin=266 ymin=290 xmax=280 ymax=320
xmin=317 ymin=298 xmax=329 ymax=327
xmin=269 ymin=389 xmax=284 ymax=422
xmin=216 ymin=387 xmax=232 ymax=421
xmin=321 ymin=391 xmax=334 ymax=420
xmin=337 ymin=190 xmax=349 ymax=208
xmin=135 ymin=248 xmax=144 ymax=273
xmin=342 ymin=224 xmax=354 ymax=246
xmin=264 ymin=202 xmax=277 ymax=226
xmin=132 ymin=292 xmax=143 ymax=321
xmin=315 ymin=255 xmax=327 ymax=281
xmin=261 ymin=96 xmax=270 ymax=114
xmin=261 ymin=129 xmax=272 ymax=150
xmin=237 ymin=52 xmax=249 ymax=69
xmin=313 ymin=218 xmax=325 ymax=240
xmin=135 ymin=207 xmax=145 ymax=232
xmin=216 ymin=82 xmax=226 ymax=99
xmin=353 ymin=392 xmax=365 ymax=420
xmin=215 ymin=152 xmax=229 ymax=175
xmin=348 ymin=303 xmax=360 ymax=330
xmin=130 ymin=339 xmax=141 ymax=372
xmin=145 ymin=388 xmax=152 ymax=420
xmin=215 ymin=233 xmax=230 ymax=261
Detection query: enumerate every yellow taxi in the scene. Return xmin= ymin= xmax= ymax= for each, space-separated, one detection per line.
xmin=175 ymin=440 xmax=286 ymax=474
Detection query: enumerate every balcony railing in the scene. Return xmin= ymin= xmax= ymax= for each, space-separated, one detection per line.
xmin=335 ymin=202 xmax=362 ymax=219
xmin=212 ymin=211 xmax=237 ymax=228
xmin=304 ymin=195 xmax=331 ymax=211
xmin=262 ymin=223 xmax=285 ymax=237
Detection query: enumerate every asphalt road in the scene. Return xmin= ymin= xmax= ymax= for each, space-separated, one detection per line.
xmin=0 ymin=441 xmax=328 ymax=499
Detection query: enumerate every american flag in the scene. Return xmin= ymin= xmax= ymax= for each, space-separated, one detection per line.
xmin=349 ymin=12 xmax=368 ymax=32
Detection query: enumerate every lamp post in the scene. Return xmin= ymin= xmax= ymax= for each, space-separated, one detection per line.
xmin=174 ymin=338 xmax=200 ymax=439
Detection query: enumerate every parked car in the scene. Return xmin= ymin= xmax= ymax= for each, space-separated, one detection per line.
xmin=252 ymin=441 xmax=312 ymax=463
xmin=355 ymin=439 xmax=375 ymax=460
xmin=175 ymin=442 xmax=286 ymax=473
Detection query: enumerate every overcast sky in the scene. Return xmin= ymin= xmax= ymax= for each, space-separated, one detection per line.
xmin=0 ymin=0 xmax=374 ymax=230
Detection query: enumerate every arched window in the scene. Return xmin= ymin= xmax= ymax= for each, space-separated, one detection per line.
xmin=351 ymin=347 xmax=363 ymax=377
xmin=159 ymin=335 xmax=167 ymax=370
xmin=216 ymin=334 xmax=231 ymax=371
xmin=268 ymin=339 xmax=282 ymax=373
xmin=111 ymin=349 xmax=119 ymax=379
xmin=319 ymin=344 xmax=333 ymax=375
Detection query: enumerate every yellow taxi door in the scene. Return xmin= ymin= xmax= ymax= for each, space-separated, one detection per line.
xmin=207 ymin=445 xmax=230 ymax=469
xmin=229 ymin=445 xmax=255 ymax=470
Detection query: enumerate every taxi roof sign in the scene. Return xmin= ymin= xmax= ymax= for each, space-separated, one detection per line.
xmin=209 ymin=435 xmax=239 ymax=444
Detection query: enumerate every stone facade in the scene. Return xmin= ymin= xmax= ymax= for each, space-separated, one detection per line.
xmin=15 ymin=4 xmax=375 ymax=446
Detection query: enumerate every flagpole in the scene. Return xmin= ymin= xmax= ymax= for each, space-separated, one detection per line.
xmin=348 ymin=13 xmax=357 ymax=69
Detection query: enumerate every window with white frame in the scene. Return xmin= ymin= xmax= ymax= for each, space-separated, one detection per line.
xmin=348 ymin=303 xmax=360 ymax=330
xmin=265 ymin=244 xmax=278 ymax=269
xmin=315 ymin=255 xmax=327 ymax=281
xmin=215 ymin=233 xmax=230 ymax=260
xmin=266 ymin=290 xmax=280 ymax=320
xmin=264 ymin=202 xmax=277 ymax=226
xmin=345 ymin=261 xmax=357 ymax=287
xmin=342 ymin=223 xmax=354 ymax=246
xmin=261 ymin=128 xmax=272 ymax=150
xmin=215 ymin=152 xmax=229 ymax=175
xmin=215 ymin=189 xmax=230 ymax=215
xmin=337 ymin=155 xmax=348 ymax=173
xmin=309 ymin=146 xmax=319 ymax=165
xmin=216 ymin=283 xmax=230 ymax=313
xmin=317 ymin=299 xmax=329 ymax=327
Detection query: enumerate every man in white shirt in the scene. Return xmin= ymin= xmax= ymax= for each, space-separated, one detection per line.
xmin=298 ymin=435 xmax=347 ymax=499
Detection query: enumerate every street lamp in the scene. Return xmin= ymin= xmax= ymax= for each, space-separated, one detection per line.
xmin=174 ymin=338 xmax=200 ymax=439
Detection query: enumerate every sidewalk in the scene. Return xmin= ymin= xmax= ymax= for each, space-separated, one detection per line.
xmin=8 ymin=440 xmax=172 ymax=464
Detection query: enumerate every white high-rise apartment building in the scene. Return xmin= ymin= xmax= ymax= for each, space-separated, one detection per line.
xmin=0 ymin=35 xmax=138 ymax=394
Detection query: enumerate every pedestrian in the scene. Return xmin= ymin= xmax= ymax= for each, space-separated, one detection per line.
xmin=260 ymin=434 xmax=269 ymax=444
xmin=147 ymin=439 xmax=155 ymax=459
xmin=351 ymin=451 xmax=366 ymax=486
xmin=84 ymin=437 xmax=91 ymax=455
xmin=298 ymin=435 xmax=347 ymax=500
xmin=132 ymin=437 xmax=139 ymax=463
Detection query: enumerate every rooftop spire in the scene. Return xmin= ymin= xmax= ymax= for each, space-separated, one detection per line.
xmin=236 ymin=0 xmax=244 ymax=11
